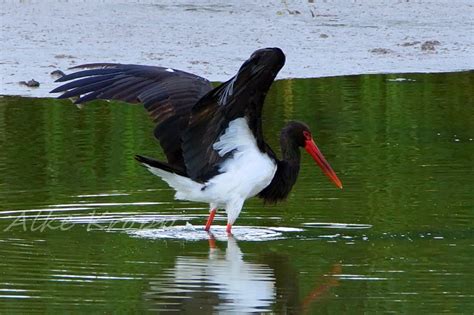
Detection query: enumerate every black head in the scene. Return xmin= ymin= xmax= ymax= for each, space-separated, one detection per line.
xmin=281 ymin=121 xmax=312 ymax=148
xmin=281 ymin=121 xmax=343 ymax=189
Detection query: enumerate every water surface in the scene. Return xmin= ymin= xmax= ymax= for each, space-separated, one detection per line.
xmin=0 ymin=72 xmax=473 ymax=313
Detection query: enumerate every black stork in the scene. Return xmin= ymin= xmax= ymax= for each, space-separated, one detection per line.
xmin=51 ymin=47 xmax=342 ymax=234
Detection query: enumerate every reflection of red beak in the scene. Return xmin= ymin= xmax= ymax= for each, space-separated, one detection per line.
xmin=304 ymin=139 xmax=343 ymax=189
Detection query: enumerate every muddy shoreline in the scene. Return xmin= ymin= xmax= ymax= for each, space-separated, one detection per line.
xmin=1 ymin=0 xmax=473 ymax=97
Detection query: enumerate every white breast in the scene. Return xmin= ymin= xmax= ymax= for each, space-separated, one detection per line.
xmin=149 ymin=117 xmax=277 ymax=220
xmin=207 ymin=117 xmax=277 ymax=202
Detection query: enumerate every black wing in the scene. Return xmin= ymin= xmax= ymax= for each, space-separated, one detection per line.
xmin=51 ymin=63 xmax=213 ymax=168
xmin=182 ymin=48 xmax=285 ymax=182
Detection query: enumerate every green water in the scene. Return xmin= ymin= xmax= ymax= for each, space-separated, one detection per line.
xmin=0 ymin=72 xmax=473 ymax=313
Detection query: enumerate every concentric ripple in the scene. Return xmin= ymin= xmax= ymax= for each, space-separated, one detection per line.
xmin=128 ymin=224 xmax=304 ymax=242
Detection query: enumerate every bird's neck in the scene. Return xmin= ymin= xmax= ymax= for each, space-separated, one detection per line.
xmin=280 ymin=137 xmax=301 ymax=165
xmin=277 ymin=136 xmax=301 ymax=191
xmin=257 ymin=136 xmax=301 ymax=203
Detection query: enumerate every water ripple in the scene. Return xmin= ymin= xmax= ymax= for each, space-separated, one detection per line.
xmin=302 ymin=222 xmax=373 ymax=229
xmin=129 ymin=224 xmax=304 ymax=242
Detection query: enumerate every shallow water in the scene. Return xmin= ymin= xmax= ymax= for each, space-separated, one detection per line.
xmin=0 ymin=72 xmax=473 ymax=313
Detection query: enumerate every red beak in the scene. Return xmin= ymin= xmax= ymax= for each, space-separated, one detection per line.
xmin=304 ymin=139 xmax=343 ymax=189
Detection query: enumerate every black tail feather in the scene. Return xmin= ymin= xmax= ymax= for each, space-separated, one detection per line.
xmin=135 ymin=155 xmax=188 ymax=177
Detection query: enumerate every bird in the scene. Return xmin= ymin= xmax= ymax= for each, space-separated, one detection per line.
xmin=51 ymin=47 xmax=342 ymax=234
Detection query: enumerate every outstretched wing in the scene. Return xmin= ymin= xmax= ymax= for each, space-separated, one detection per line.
xmin=182 ymin=48 xmax=285 ymax=182
xmin=51 ymin=64 xmax=213 ymax=168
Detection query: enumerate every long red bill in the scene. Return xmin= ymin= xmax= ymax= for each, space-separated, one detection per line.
xmin=304 ymin=139 xmax=343 ymax=189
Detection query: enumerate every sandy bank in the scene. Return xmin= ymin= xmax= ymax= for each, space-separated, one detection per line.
xmin=1 ymin=0 xmax=473 ymax=97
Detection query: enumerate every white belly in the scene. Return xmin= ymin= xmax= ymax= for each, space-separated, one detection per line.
xmin=176 ymin=117 xmax=276 ymax=205
xmin=203 ymin=138 xmax=276 ymax=203
xmin=146 ymin=118 xmax=277 ymax=224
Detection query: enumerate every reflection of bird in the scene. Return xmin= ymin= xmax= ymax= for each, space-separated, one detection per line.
xmin=143 ymin=235 xmax=341 ymax=313
xmin=260 ymin=251 xmax=342 ymax=314
xmin=145 ymin=236 xmax=276 ymax=313
xmin=51 ymin=48 xmax=342 ymax=233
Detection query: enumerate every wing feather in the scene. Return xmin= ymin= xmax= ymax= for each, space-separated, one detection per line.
xmin=51 ymin=63 xmax=213 ymax=168
xmin=182 ymin=48 xmax=285 ymax=181
xmin=51 ymin=48 xmax=284 ymax=180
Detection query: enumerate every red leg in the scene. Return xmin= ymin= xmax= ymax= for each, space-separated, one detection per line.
xmin=204 ymin=208 xmax=217 ymax=231
xmin=226 ymin=223 xmax=232 ymax=234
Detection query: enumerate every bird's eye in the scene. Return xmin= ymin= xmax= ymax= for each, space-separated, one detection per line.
xmin=303 ymin=131 xmax=312 ymax=140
